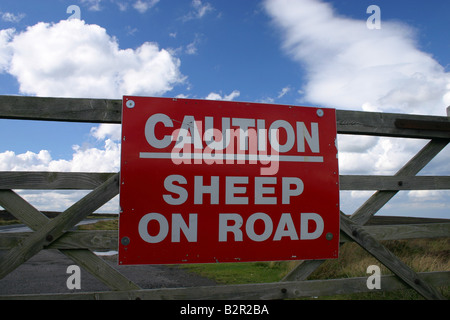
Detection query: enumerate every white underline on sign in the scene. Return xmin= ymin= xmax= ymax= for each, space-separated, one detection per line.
xmin=139 ymin=152 xmax=324 ymax=163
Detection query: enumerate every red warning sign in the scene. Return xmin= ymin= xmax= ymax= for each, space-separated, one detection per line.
xmin=119 ymin=96 xmax=339 ymax=264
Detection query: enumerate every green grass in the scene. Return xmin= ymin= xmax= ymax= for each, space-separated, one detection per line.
xmin=183 ymin=261 xmax=293 ymax=284
xmin=77 ymin=218 xmax=118 ymax=230
xmin=181 ymin=238 xmax=449 ymax=299
xmin=0 ymin=219 xmax=21 ymax=226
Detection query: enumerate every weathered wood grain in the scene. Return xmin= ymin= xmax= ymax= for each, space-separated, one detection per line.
xmin=1 ymin=95 xmax=449 ymax=139
xmin=0 ymin=179 xmax=138 ymax=290
xmin=340 ymin=214 xmax=446 ymax=300
xmin=2 ymin=223 xmax=448 ymax=250
xmin=0 ymin=230 xmax=118 ymax=251
xmin=339 ymin=175 xmax=450 ymax=190
xmin=0 ymin=95 xmax=121 ymax=123
xmin=1 ymin=271 xmax=448 ymax=300
xmin=336 ymin=109 xmax=450 ymax=139
xmin=2 ymin=171 xmax=449 ymax=191
xmin=0 ymin=172 xmax=116 ymax=190
xmin=0 ymin=174 xmax=120 ymax=280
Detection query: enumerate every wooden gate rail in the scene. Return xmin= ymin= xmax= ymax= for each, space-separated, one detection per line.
xmin=1 ymin=222 xmax=449 ymax=253
xmin=1 ymin=171 xmax=450 ymax=191
xmin=1 ymin=271 xmax=448 ymax=300
xmin=0 ymin=95 xmax=449 ymax=300
xmin=0 ymin=95 xmax=449 ymax=139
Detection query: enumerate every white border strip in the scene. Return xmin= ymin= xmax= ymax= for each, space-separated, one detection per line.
xmin=139 ymin=152 xmax=323 ymax=163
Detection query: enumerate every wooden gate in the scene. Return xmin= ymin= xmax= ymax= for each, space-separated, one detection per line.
xmin=0 ymin=95 xmax=448 ymax=300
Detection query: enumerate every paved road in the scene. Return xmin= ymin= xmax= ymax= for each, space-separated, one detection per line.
xmin=0 ymin=249 xmax=216 ymax=296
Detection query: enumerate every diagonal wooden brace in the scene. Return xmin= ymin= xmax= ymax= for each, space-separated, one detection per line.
xmin=350 ymin=139 xmax=449 ymax=225
xmin=282 ymin=139 xmax=448 ymax=293
xmin=339 ymin=213 xmax=445 ymax=300
xmin=0 ymin=173 xmax=139 ymax=291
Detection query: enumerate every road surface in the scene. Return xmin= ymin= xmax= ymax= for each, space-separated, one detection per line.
xmin=0 ymin=249 xmax=216 ymax=296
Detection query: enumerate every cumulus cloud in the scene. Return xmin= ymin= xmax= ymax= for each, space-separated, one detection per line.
xmin=0 ymin=18 xmax=185 ymax=212
xmin=264 ymin=0 xmax=450 ymax=173
xmin=264 ymin=0 xmax=450 ymax=115
xmin=90 ymin=123 xmax=122 ymax=141
xmin=0 ymin=19 xmax=185 ymax=98
xmin=0 ymin=150 xmax=52 ymax=171
xmin=264 ymin=0 xmax=450 ymax=216
xmin=0 ymin=139 xmax=120 ymax=173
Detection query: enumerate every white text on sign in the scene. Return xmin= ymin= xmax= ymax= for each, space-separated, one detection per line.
xmin=141 ymin=113 xmax=322 ymax=175
xmin=137 ymin=174 xmax=324 ymax=244
xmin=138 ymin=212 xmax=324 ymax=244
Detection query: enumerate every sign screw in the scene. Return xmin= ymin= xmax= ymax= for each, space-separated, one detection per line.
xmin=326 ymin=233 xmax=333 ymax=240
xmin=126 ymin=100 xmax=135 ymax=108
xmin=121 ymin=236 xmax=130 ymax=246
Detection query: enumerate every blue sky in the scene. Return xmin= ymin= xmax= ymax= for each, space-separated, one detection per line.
xmin=0 ymin=0 xmax=449 ymax=218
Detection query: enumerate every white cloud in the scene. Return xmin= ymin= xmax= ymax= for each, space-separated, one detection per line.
xmin=90 ymin=123 xmax=122 ymax=141
xmin=277 ymin=86 xmax=291 ymax=99
xmin=0 ymin=150 xmax=52 ymax=171
xmin=184 ymin=34 xmax=203 ymax=55
xmin=264 ymin=0 xmax=450 ymax=170
xmin=0 ymin=139 xmax=120 ymax=173
xmin=185 ymin=42 xmax=197 ymax=55
xmin=0 ymin=28 xmax=14 ymax=72
xmin=133 ymin=0 xmax=160 ymax=13
xmin=1 ymin=12 xmax=25 ymax=23
xmin=264 ymin=0 xmax=450 ymax=217
xmin=0 ymin=19 xmax=185 ymax=98
xmin=183 ymin=0 xmax=214 ymax=21
xmin=205 ymin=90 xmax=240 ymax=101
xmin=264 ymin=0 xmax=450 ymax=116
xmin=0 ymin=18 xmax=185 ymax=213
xmin=79 ymin=0 xmax=102 ymax=11
xmin=185 ymin=42 xmax=197 ymax=56
xmin=111 ymin=0 xmax=159 ymax=13
xmin=50 ymin=139 xmax=121 ymax=172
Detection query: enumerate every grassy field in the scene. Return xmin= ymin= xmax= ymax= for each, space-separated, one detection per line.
xmin=77 ymin=217 xmax=119 ymax=230
xmin=181 ymin=238 xmax=449 ymax=299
